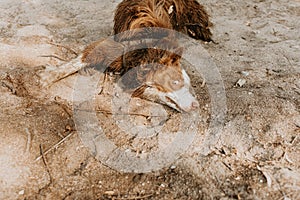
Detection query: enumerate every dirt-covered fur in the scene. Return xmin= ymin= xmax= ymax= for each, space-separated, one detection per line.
xmin=42 ymin=0 xmax=213 ymax=112
xmin=114 ymin=0 xmax=213 ymax=41
xmin=80 ymin=0 xmax=213 ymax=111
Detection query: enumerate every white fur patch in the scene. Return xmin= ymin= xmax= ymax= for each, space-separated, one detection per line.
xmin=182 ymin=69 xmax=191 ymax=86
xmin=165 ymin=69 xmax=198 ymax=112
xmin=135 ymin=69 xmax=198 ymax=112
xmin=168 ymin=5 xmax=174 ymax=14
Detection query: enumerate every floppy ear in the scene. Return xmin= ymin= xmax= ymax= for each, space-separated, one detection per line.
xmin=131 ymin=84 xmax=148 ymax=98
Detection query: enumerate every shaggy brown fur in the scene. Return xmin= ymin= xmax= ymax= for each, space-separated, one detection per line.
xmin=82 ymin=0 xmax=213 ymax=83
xmin=40 ymin=0 xmax=211 ymax=111
xmin=114 ymin=0 xmax=213 ymax=42
xmin=79 ymin=0 xmax=213 ymax=111
xmin=82 ymin=38 xmax=124 ymax=72
xmin=82 ymin=37 xmax=183 ymax=90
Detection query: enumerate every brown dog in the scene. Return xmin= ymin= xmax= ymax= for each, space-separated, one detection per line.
xmin=40 ymin=0 xmax=213 ymax=112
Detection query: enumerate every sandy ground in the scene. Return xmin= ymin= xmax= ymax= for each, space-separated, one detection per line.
xmin=0 ymin=0 xmax=299 ymax=199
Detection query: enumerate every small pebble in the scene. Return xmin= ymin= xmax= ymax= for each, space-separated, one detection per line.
xmin=241 ymin=71 xmax=250 ymax=77
xmin=104 ymin=191 xmax=115 ymax=195
xmin=170 ymin=165 xmax=176 ymax=170
xmin=19 ymin=190 xmax=25 ymax=195
xmin=65 ymin=125 xmax=72 ymax=131
xmin=236 ymin=79 xmax=246 ymax=87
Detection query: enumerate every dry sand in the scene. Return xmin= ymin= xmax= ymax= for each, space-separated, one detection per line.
xmin=0 ymin=0 xmax=299 ymax=199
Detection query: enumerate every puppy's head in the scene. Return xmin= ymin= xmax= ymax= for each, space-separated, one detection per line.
xmin=131 ymin=48 xmax=199 ymax=112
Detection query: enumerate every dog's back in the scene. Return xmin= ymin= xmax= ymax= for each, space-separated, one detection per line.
xmin=114 ymin=0 xmax=212 ymax=41
xmin=114 ymin=0 xmax=172 ymax=41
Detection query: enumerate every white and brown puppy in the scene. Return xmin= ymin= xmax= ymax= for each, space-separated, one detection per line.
xmin=40 ymin=0 xmax=212 ymax=112
xmin=81 ymin=37 xmax=200 ymax=112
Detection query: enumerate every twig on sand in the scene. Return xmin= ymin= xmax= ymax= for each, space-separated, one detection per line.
xmin=104 ymin=193 xmax=154 ymax=200
xmin=290 ymin=134 xmax=298 ymax=145
xmin=201 ymin=78 xmax=206 ymax=88
xmin=257 ymin=166 xmax=272 ymax=188
xmin=48 ymin=41 xmax=79 ymax=57
xmin=40 ymin=144 xmax=53 ymax=184
xmin=95 ymin=108 xmax=166 ymax=119
xmin=35 ymin=132 xmax=74 ymax=162
xmin=25 ymin=128 xmax=31 ymax=153
xmin=39 ymin=55 xmax=68 ymax=62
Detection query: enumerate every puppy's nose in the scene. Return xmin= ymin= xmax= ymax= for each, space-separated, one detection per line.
xmin=191 ymin=101 xmax=199 ymax=109
xmin=184 ymin=101 xmax=199 ymax=112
